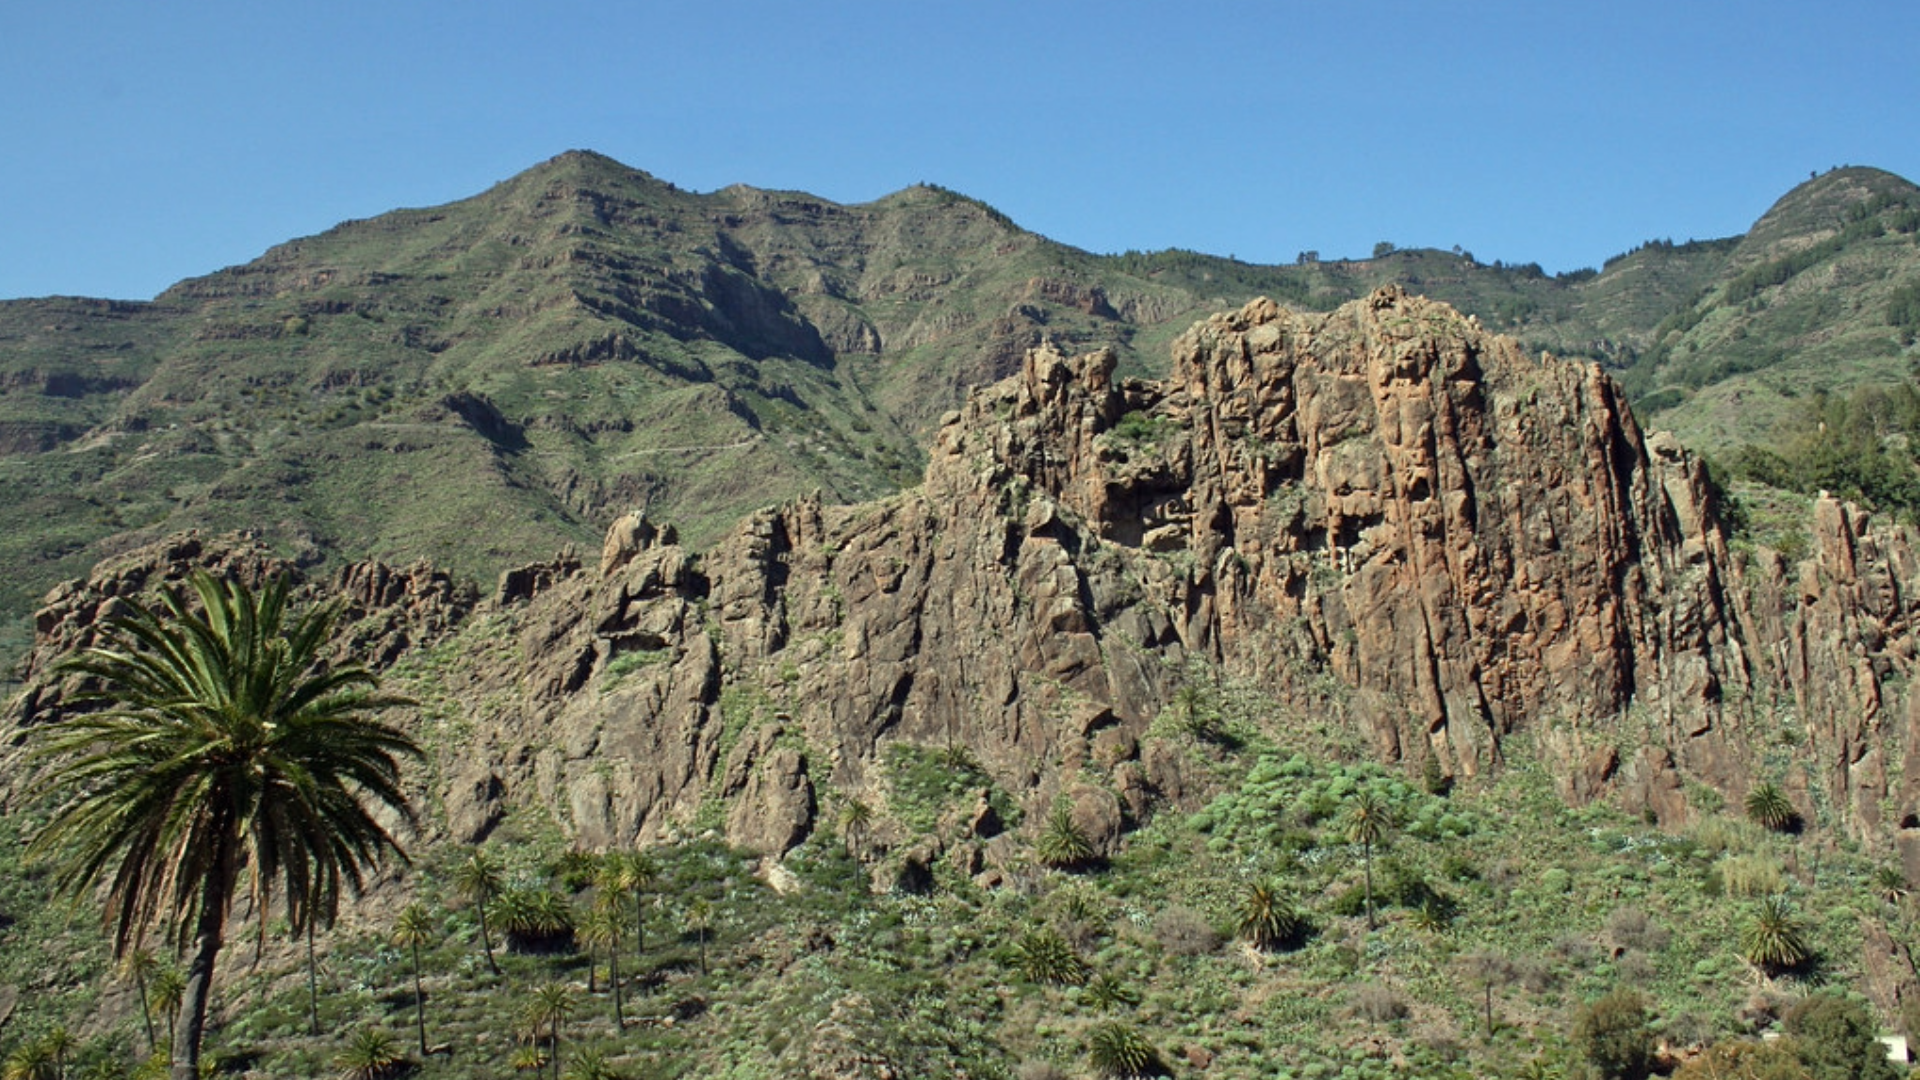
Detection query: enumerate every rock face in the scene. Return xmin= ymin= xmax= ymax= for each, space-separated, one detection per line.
xmin=13 ymin=288 xmax=1920 ymax=859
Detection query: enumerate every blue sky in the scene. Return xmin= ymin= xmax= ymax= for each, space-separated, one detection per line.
xmin=3 ymin=1 xmax=1915 ymax=300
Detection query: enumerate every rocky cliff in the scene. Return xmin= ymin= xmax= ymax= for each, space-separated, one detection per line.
xmin=12 ymin=288 xmax=1920 ymax=874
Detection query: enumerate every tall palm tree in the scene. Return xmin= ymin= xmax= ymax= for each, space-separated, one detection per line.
xmin=297 ymin=871 xmax=343 ymax=1037
xmin=118 ymin=947 xmax=161 ymax=1054
xmin=839 ymin=800 xmax=873 ymax=860
xmin=24 ymin=571 xmax=420 ymax=1080
xmin=392 ymin=903 xmax=436 ymax=1057
xmin=450 ymin=848 xmax=506 ymax=976
xmin=587 ymin=867 xmax=627 ymax=1026
xmin=608 ymin=852 xmax=655 ymax=963
xmin=1342 ymin=789 xmax=1396 ymax=929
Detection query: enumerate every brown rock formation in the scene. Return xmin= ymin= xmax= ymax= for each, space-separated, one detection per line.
xmin=15 ymin=288 xmax=1920 ymax=860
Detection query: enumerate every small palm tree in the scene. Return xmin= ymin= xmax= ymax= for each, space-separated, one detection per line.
xmin=1011 ymin=928 xmax=1088 ymax=986
xmin=508 ymin=1045 xmax=549 ymax=1074
xmin=450 ymin=848 xmax=506 ymax=976
xmin=1745 ymin=782 xmax=1799 ymax=832
xmin=119 ymin=947 xmax=162 ymax=1054
xmin=1874 ymin=865 xmax=1910 ymax=907
xmin=1035 ymin=801 xmax=1096 ymax=870
xmin=391 ymin=903 xmax=435 ymax=1057
xmin=1087 ymin=1021 xmax=1162 ymax=1078
xmin=334 ymin=1028 xmax=408 ymax=1080
xmin=24 ymin=571 xmax=419 ymax=1080
xmin=525 ymin=983 xmax=576 ymax=1080
xmin=1342 ymin=789 xmax=1397 ymax=929
xmin=150 ymin=964 xmax=186 ymax=1061
xmin=1742 ymin=896 xmax=1811 ymax=976
xmin=1 ymin=1037 xmax=56 ymax=1080
xmin=1236 ymin=882 xmax=1309 ymax=951
xmin=563 ymin=1049 xmax=623 ymax=1080
xmin=1085 ymin=972 xmax=1141 ymax=1011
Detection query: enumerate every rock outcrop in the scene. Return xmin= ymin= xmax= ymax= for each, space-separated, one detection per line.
xmin=14 ymin=288 xmax=1920 ymax=862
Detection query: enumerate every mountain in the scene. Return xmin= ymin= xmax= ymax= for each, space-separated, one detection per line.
xmin=10 ymin=288 xmax=1920 ymax=1077
xmin=2 ymin=153 xmax=1917 ymax=680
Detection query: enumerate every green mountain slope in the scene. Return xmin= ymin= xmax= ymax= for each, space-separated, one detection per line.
xmin=1617 ymin=168 xmax=1920 ymax=450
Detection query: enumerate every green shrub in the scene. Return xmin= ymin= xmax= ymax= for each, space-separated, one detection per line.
xmin=1574 ymin=989 xmax=1654 ymax=1080
xmin=1785 ymin=993 xmax=1900 ymax=1080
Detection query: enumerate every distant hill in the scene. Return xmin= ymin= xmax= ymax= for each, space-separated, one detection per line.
xmin=2 ymin=152 xmax=1916 ymax=665
xmin=1614 ymin=167 xmax=1920 ymax=451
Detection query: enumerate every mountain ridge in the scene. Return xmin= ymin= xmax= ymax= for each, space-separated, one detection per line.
xmin=1 ymin=153 xmax=1916 ymax=675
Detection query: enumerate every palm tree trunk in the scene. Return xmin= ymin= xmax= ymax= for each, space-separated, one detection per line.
xmin=610 ymin=939 xmax=624 ymax=1029
xmin=136 ymin=968 xmax=157 ymax=1055
xmin=588 ymin=940 xmax=599 ymax=994
xmin=411 ymin=941 xmax=427 ymax=1058
xmin=176 ymin=887 xmax=228 ymax=1080
xmin=478 ymin=899 xmax=500 ymax=976
xmin=1363 ymin=838 xmax=1376 ymax=930
xmin=306 ymin=917 xmax=321 ymax=1036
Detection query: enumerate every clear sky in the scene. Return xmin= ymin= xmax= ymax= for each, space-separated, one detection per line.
xmin=3 ymin=0 xmax=1915 ymax=301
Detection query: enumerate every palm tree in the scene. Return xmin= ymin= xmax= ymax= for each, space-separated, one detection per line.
xmin=149 ymin=965 xmax=186 ymax=1062
xmin=839 ymin=799 xmax=873 ymax=859
xmin=577 ymin=904 xmax=615 ymax=995
xmin=334 ymin=1028 xmax=407 ymax=1080
xmin=1087 ymin=1021 xmax=1161 ymax=1078
xmin=296 ymin=871 xmax=343 ymax=1037
xmin=391 ymin=903 xmax=435 ymax=1057
xmin=525 ymin=983 xmax=576 ymax=1080
xmin=1 ymin=1038 xmax=55 ymax=1080
xmin=1742 ymin=896 xmax=1811 ymax=976
xmin=450 ymin=848 xmax=506 ymax=976
xmin=686 ymin=898 xmax=713 ymax=976
xmin=1011 ymin=928 xmax=1088 ymax=986
xmin=1874 ymin=865 xmax=1911 ymax=907
xmin=586 ymin=871 xmax=627 ymax=1026
xmin=606 ymin=851 xmax=656 ymax=964
xmin=1745 ymin=782 xmax=1799 ymax=832
xmin=1342 ymin=789 xmax=1396 ymax=929
xmin=1035 ymin=801 xmax=1096 ymax=870
xmin=41 ymin=1031 xmax=72 ymax=1080
xmin=1236 ymin=882 xmax=1309 ymax=951
xmin=118 ymin=947 xmax=161 ymax=1054
xmin=24 ymin=571 xmax=420 ymax=1079
xmin=563 ymin=1049 xmax=623 ymax=1080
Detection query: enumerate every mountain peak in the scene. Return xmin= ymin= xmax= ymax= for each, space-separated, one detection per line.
xmin=1741 ymin=165 xmax=1920 ymax=255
